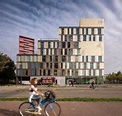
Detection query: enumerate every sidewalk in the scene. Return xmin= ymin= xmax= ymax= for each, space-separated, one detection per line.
xmin=0 ymin=101 xmax=122 ymax=116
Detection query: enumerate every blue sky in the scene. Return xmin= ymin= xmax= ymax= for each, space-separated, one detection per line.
xmin=0 ymin=0 xmax=122 ymax=74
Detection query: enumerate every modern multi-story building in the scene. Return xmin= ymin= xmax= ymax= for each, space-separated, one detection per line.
xmin=16 ymin=18 xmax=104 ymax=85
xmin=19 ymin=36 xmax=34 ymax=54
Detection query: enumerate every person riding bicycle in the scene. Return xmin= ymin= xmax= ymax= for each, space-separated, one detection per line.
xmin=29 ymin=78 xmax=44 ymax=114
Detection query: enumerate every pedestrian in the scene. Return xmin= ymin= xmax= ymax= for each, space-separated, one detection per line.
xmin=91 ymin=81 xmax=95 ymax=89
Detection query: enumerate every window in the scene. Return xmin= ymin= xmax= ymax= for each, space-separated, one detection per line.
xmin=62 ymin=56 xmax=66 ymax=62
xmin=93 ymin=35 xmax=95 ymax=41
xmin=76 ymin=28 xmax=79 ymax=34
xmin=25 ymin=70 xmax=28 ymax=75
xmin=43 ymin=70 xmax=46 ymax=76
xmin=69 ymin=63 xmax=73 ymax=69
xmin=50 ymin=56 xmax=52 ymax=62
xmin=65 ymin=49 xmax=67 ymax=55
xmin=48 ymin=70 xmax=50 ymax=75
xmin=71 ymin=28 xmax=73 ymax=34
xmin=65 ymin=35 xmax=67 ymax=41
xmin=86 ymin=28 xmax=88 ymax=34
xmin=91 ymin=56 xmax=95 ymax=62
xmin=48 ymin=42 xmax=50 ymax=48
xmin=77 ymin=49 xmax=80 ymax=55
xmin=69 ymin=35 xmax=73 ymax=41
xmin=54 ymin=70 xmax=57 ymax=76
xmin=82 ymin=70 xmax=86 ymax=76
xmin=75 ymin=56 xmax=78 ymax=62
xmin=55 ymin=56 xmax=58 ymax=61
xmin=27 ymin=56 xmax=30 ymax=61
xmin=68 ymin=70 xmax=70 ymax=75
xmin=93 ymin=70 xmax=96 ymax=76
xmin=42 ymin=56 xmax=46 ymax=62
xmin=46 ymin=49 xmax=48 ymax=55
xmin=40 ymin=63 xmax=43 ymax=68
xmin=98 ymin=28 xmax=101 ymax=34
xmin=76 ymin=70 xmax=78 ymax=76
xmin=32 ymin=70 xmax=36 ymax=76
xmin=41 ymin=42 xmax=44 ymax=48
xmin=98 ymin=56 xmax=102 ymax=62
xmin=99 ymin=69 xmax=102 ymax=76
xmin=99 ymin=35 xmax=102 ymax=41
xmin=82 ymin=56 xmax=84 ymax=62
xmin=89 ymin=70 xmax=91 ymax=76
xmin=96 ymin=63 xmax=99 ymax=69
xmin=86 ymin=56 xmax=88 ymax=62
xmin=90 ymin=62 xmax=94 ymax=69
xmin=54 ymin=63 xmax=58 ymax=68
xmin=92 ymin=28 xmax=94 ymax=34
xmin=40 ymin=70 xmax=42 ymax=75
xmin=68 ymin=56 xmax=71 ymax=62
xmin=50 ymin=63 xmax=52 ymax=68
xmin=54 ymin=48 xmax=57 ymax=54
xmin=83 ymin=35 xmax=86 ymax=41
xmin=69 ymin=49 xmax=73 ymax=55
xmin=84 ymin=63 xmax=87 ymax=69
xmin=61 ymin=63 xmax=63 ymax=68
xmin=62 ymin=70 xmax=65 ymax=76
xmin=62 ymin=28 xmax=64 ymax=34
xmin=74 ymin=42 xmax=79 ymax=48
xmin=78 ymin=35 xmax=80 ymax=41
xmin=82 ymin=28 xmax=84 ymax=34
xmin=68 ymin=42 xmax=70 ymax=48
xmin=62 ymin=42 xmax=65 ymax=48
xmin=89 ymin=35 xmax=91 ymax=41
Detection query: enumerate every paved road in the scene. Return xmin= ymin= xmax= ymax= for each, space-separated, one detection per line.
xmin=0 ymin=101 xmax=122 ymax=116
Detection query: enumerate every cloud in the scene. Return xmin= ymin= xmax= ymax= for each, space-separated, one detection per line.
xmin=0 ymin=0 xmax=122 ymax=73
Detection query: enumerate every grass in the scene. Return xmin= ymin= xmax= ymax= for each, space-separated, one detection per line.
xmin=0 ymin=97 xmax=122 ymax=102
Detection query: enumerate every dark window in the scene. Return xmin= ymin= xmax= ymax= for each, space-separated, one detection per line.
xmin=42 ymin=56 xmax=46 ymax=62
xmin=48 ymin=42 xmax=50 ymax=48
xmin=25 ymin=70 xmax=28 ymax=75
xmin=40 ymin=70 xmax=42 ymax=75
xmin=99 ymin=35 xmax=102 ymax=41
xmin=65 ymin=49 xmax=67 ymax=55
xmin=48 ymin=70 xmax=50 ymax=75
xmin=41 ymin=42 xmax=44 ymax=48
xmin=98 ymin=56 xmax=102 ymax=62
xmin=98 ymin=28 xmax=101 ymax=34
xmin=69 ymin=35 xmax=73 ymax=41
xmin=50 ymin=63 xmax=52 ymax=68
xmin=91 ymin=56 xmax=95 ymax=62
xmin=54 ymin=49 xmax=57 ymax=54
xmin=76 ymin=28 xmax=79 ymax=34
xmin=40 ymin=63 xmax=43 ymax=68
xmin=54 ymin=63 xmax=58 ymax=68
xmin=43 ymin=70 xmax=46 ymax=76
xmin=93 ymin=35 xmax=95 ymax=41
xmin=86 ymin=28 xmax=88 ymax=34
xmin=86 ymin=56 xmax=88 ymax=62
xmin=50 ymin=56 xmax=52 ymax=62
xmin=71 ymin=28 xmax=73 ymax=34
xmin=65 ymin=35 xmax=67 ymax=41
xmin=62 ymin=42 xmax=65 ymax=48
xmin=62 ymin=28 xmax=64 ymax=34
xmin=74 ymin=42 xmax=79 ymax=48
xmin=83 ymin=35 xmax=86 ymax=41
xmin=82 ymin=28 xmax=84 ymax=34
xmin=62 ymin=56 xmax=66 ymax=62
xmin=78 ymin=35 xmax=80 ymax=41
xmin=89 ymin=35 xmax=91 ymax=41
xmin=68 ymin=42 xmax=70 ymax=48
xmin=62 ymin=70 xmax=65 ymax=76
xmin=55 ymin=56 xmax=58 ymax=61
xmin=92 ymin=28 xmax=94 ymax=34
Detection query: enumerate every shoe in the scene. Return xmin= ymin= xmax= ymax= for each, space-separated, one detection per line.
xmin=36 ymin=106 xmax=42 ymax=111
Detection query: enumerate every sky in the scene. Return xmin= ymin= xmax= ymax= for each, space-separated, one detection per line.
xmin=0 ymin=0 xmax=122 ymax=74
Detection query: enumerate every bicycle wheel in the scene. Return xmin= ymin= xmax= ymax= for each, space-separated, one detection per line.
xmin=19 ymin=102 xmax=35 ymax=116
xmin=44 ymin=102 xmax=61 ymax=116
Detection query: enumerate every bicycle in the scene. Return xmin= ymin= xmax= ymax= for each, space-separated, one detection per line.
xmin=18 ymin=90 xmax=61 ymax=116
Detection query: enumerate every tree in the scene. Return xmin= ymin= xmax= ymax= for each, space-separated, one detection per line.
xmin=0 ymin=52 xmax=16 ymax=84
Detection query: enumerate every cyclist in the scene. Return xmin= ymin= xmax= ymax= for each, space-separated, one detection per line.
xmin=29 ymin=78 xmax=44 ymax=114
